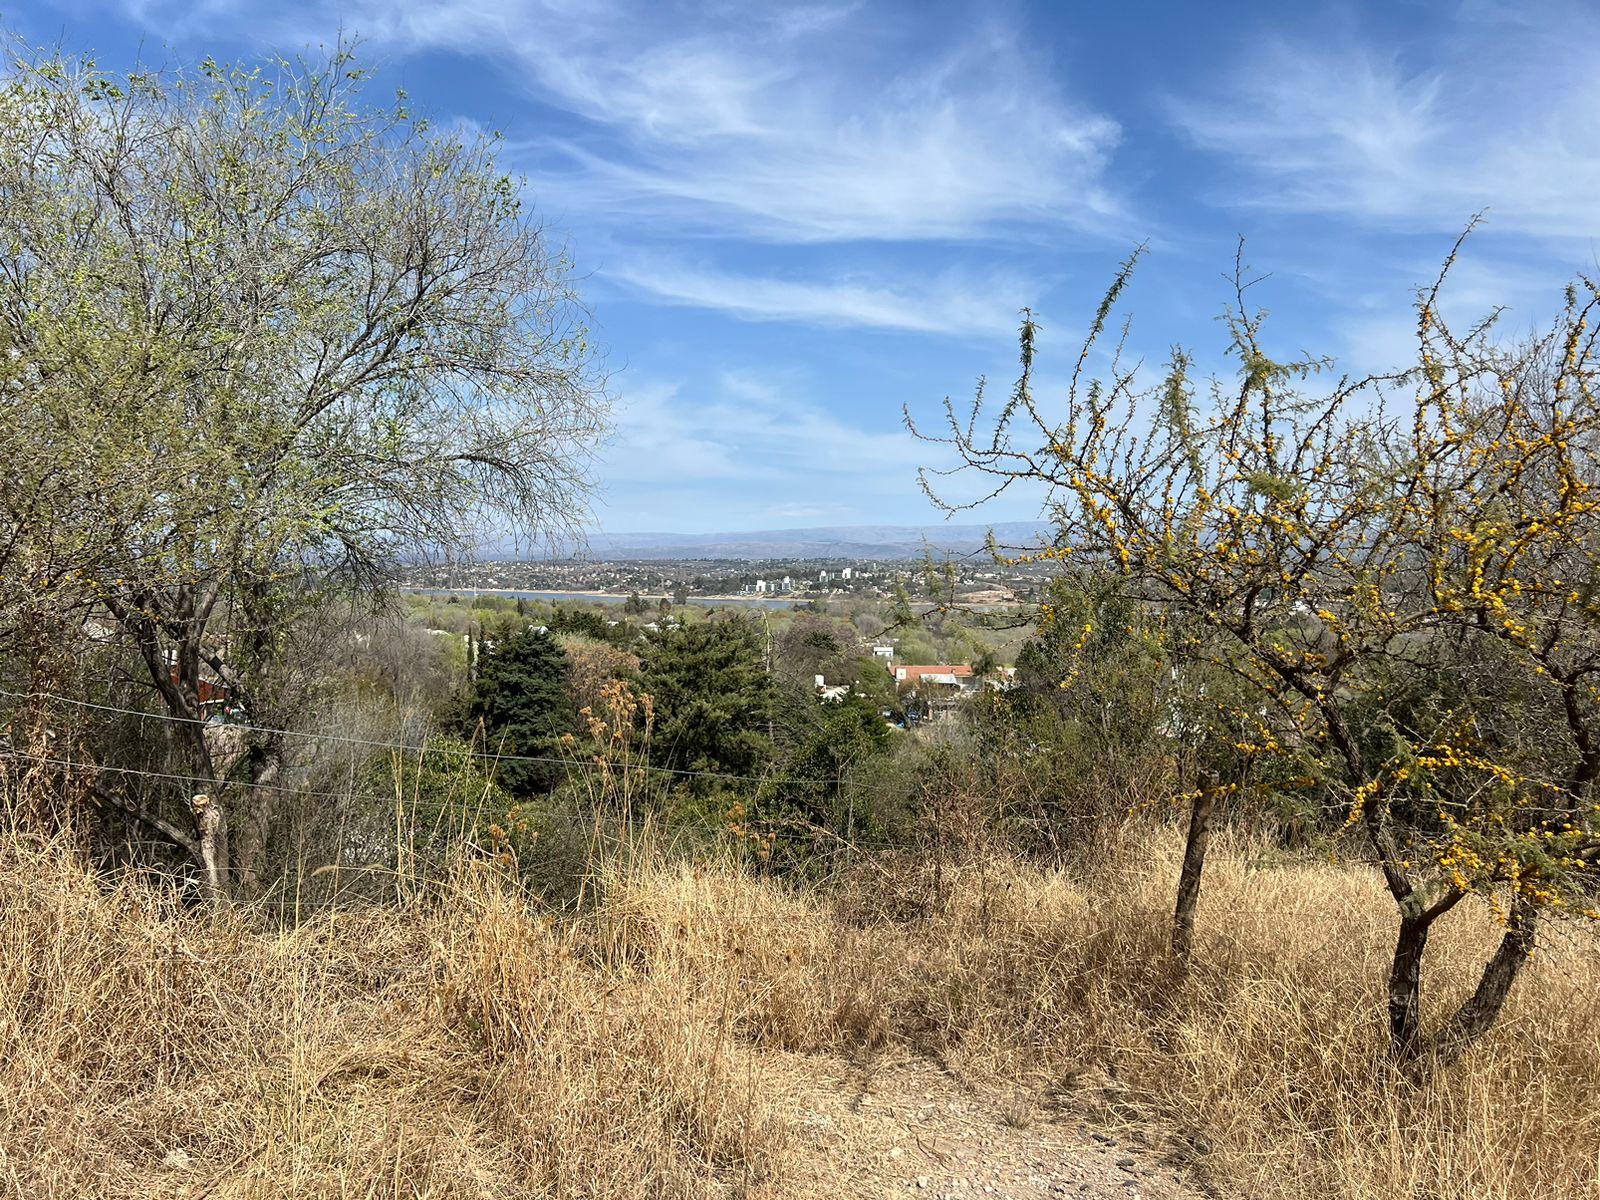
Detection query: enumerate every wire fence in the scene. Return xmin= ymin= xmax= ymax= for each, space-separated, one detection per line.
xmin=5 ymin=684 xmax=1597 ymax=864
xmin=0 ymin=686 xmax=838 ymax=789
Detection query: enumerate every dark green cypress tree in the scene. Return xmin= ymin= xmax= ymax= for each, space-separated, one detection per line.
xmin=467 ymin=628 xmax=571 ymax=793
xmin=639 ymin=616 xmax=775 ymax=779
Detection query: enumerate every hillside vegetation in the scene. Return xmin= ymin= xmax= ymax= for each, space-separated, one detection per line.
xmin=6 ymin=37 xmax=1600 ymax=1200
xmin=4 ymin=823 xmax=1596 ymax=1200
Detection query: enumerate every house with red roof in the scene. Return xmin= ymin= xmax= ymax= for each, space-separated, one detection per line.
xmin=892 ymin=664 xmax=976 ymax=690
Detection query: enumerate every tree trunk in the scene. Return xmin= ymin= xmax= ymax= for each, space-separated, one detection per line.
xmin=1171 ymin=783 xmax=1216 ymax=964
xmin=1388 ymin=912 xmax=1431 ymax=1059
xmin=190 ymin=792 xmax=229 ymax=904
xmin=1431 ymin=897 xmax=1538 ymax=1063
xmin=120 ymin=609 xmax=227 ymax=886
xmin=230 ymin=736 xmax=286 ymax=900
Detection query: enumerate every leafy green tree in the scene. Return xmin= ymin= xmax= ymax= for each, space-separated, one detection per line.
xmin=0 ymin=41 xmax=607 ymax=897
xmin=777 ymin=691 xmax=892 ymax=844
xmin=638 ymin=616 xmax=775 ymax=779
xmin=467 ymin=630 xmax=571 ymax=795
xmin=549 ymin=606 xmax=613 ymax=641
xmin=848 ymin=654 xmax=901 ymax=719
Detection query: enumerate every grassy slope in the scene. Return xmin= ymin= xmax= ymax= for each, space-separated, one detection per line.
xmin=2 ymin=828 xmax=1596 ymax=1199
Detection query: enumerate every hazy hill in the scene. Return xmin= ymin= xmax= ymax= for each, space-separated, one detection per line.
xmin=559 ymin=521 xmax=1052 ymax=561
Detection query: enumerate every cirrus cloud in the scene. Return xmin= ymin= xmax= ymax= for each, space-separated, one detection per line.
xmin=1169 ymin=7 xmax=1600 ymax=242
xmin=113 ymin=0 xmax=1130 ymax=245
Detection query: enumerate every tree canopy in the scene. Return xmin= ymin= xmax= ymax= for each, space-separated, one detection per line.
xmin=467 ymin=629 xmax=572 ymax=795
xmin=917 ymin=236 xmax=1600 ymax=1062
xmin=0 ymin=38 xmax=608 ymax=896
xmin=638 ymin=616 xmax=776 ymax=780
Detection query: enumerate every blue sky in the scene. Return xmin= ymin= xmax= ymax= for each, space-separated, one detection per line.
xmin=9 ymin=0 xmax=1600 ymax=533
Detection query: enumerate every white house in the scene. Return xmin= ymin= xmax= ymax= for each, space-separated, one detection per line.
xmin=814 ymin=674 xmax=851 ymax=702
xmin=893 ymin=664 xmax=978 ymax=692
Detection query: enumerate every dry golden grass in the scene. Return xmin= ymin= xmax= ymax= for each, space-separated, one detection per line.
xmin=2 ymin=825 xmax=1597 ymax=1198
xmin=0 ymin=842 xmax=792 ymax=1199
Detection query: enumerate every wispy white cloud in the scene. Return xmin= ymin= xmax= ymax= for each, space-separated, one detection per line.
xmin=603 ymin=371 xmax=925 ymax=484
xmin=1173 ymin=45 xmax=1444 ymax=219
xmin=1168 ymin=8 xmax=1600 ymax=240
xmin=592 ymin=368 xmax=950 ymax=528
xmin=594 ymin=363 xmax=1050 ymax=531
xmin=604 ymin=254 xmax=1035 ymax=335
xmin=599 ymin=380 xmax=747 ymax=485
xmin=111 ymin=0 xmax=1127 ymax=244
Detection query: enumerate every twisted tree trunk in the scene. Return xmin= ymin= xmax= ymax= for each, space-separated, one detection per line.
xmin=1387 ymin=912 xmax=1431 ymax=1058
xmin=190 ymin=792 xmax=229 ymax=904
xmin=1430 ymin=897 xmax=1538 ymax=1064
xmin=1171 ymin=781 xmax=1216 ymax=965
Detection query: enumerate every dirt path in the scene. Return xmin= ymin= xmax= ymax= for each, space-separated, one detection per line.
xmin=772 ymin=1054 xmax=1209 ymax=1200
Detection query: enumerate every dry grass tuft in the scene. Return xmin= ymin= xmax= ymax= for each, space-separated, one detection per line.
xmin=2 ymin=825 xmax=1597 ymax=1198
xmin=0 ymin=840 xmax=790 ymax=1198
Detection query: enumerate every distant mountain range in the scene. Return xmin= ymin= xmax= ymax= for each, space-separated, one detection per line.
xmin=551 ymin=521 xmax=1053 ymax=561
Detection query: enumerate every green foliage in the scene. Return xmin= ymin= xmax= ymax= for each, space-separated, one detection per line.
xmin=467 ymin=629 xmax=571 ymax=794
xmin=360 ymin=733 xmax=513 ymax=865
xmin=0 ymin=36 xmax=608 ymax=892
xmin=1015 ymin=575 xmax=1171 ymax=742
xmin=848 ymin=655 xmax=901 ymax=718
xmin=776 ymin=692 xmax=892 ymax=835
xmin=638 ymin=616 xmax=775 ymax=780
xmin=549 ymin=606 xmax=613 ymax=641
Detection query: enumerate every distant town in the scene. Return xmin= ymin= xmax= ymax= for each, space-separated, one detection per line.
xmin=402 ymin=556 xmax=1056 ymax=606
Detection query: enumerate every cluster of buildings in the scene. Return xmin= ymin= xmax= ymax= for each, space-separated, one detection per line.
xmin=742 ymin=565 xmax=861 ymax=595
xmin=409 ymin=559 xmax=681 ymax=595
xmin=816 ymin=652 xmax=1017 ymax=727
xmin=404 ymin=556 xmax=1041 ymax=606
